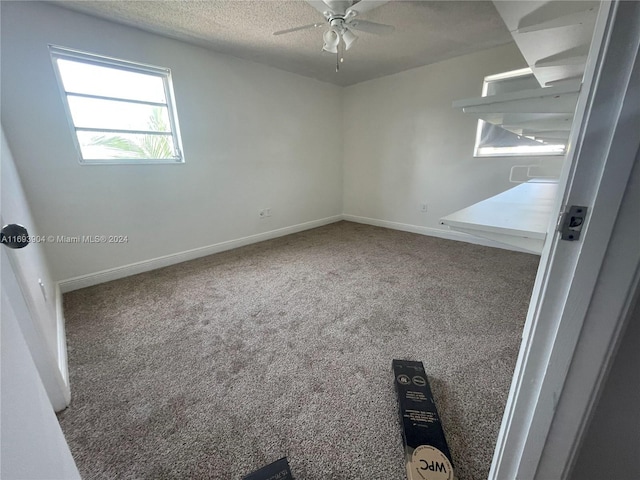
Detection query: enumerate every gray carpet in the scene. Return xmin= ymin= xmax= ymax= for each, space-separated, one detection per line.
xmin=58 ymin=221 xmax=538 ymax=480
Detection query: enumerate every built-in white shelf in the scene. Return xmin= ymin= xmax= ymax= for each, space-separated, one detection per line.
xmin=440 ymin=181 xmax=558 ymax=254
xmin=443 ymin=2 xmax=599 ymax=252
xmin=452 ymin=83 xmax=579 ymax=137
xmin=451 ymin=2 xmax=599 ymax=138
xmin=453 ymin=83 xmax=579 ymax=114
xmin=493 ymin=1 xmax=599 ymax=87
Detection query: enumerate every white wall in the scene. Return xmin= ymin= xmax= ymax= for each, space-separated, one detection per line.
xmin=0 ymin=1 xmax=343 ymax=283
xmin=1 ymin=128 xmax=59 ymax=363
xmin=342 ymin=43 xmax=564 ymax=236
xmin=1 ymin=127 xmax=69 ymax=411
xmin=1 ymin=255 xmax=80 ymax=479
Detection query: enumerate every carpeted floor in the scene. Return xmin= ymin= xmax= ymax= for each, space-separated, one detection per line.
xmin=58 ymin=221 xmax=538 ymax=479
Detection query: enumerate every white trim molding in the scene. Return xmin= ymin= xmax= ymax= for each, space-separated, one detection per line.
xmin=343 ymin=214 xmax=534 ymax=254
xmin=55 ymin=283 xmax=70 ymax=390
xmin=60 ymin=213 xmax=538 ymax=293
xmin=58 ymin=215 xmax=343 ymax=292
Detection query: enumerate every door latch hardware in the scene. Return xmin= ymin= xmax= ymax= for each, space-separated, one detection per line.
xmin=559 ymin=206 xmax=588 ymax=241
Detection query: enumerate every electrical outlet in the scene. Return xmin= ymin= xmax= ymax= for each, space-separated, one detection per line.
xmin=259 ymin=208 xmax=272 ymax=218
xmin=420 ymin=203 xmax=428 ymax=213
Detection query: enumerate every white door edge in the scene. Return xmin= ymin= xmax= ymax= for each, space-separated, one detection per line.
xmin=1 ymin=247 xmax=71 ymax=411
xmin=490 ymin=1 xmax=640 ymax=479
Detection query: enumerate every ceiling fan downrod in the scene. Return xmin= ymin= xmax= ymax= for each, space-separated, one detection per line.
xmin=336 ymin=37 xmax=342 ymax=72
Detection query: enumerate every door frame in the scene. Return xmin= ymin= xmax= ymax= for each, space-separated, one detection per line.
xmin=490 ymin=2 xmax=640 ymax=478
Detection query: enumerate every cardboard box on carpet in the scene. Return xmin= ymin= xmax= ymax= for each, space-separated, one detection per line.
xmin=393 ymin=359 xmax=455 ymax=480
xmin=242 ymin=457 xmax=293 ymax=480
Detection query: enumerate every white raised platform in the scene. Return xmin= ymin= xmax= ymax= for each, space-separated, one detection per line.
xmin=440 ymin=180 xmax=559 ymax=254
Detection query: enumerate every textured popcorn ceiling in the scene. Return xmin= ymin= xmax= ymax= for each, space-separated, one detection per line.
xmin=55 ymin=0 xmax=513 ymax=86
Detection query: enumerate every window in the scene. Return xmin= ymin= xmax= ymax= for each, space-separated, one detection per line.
xmin=49 ymin=46 xmax=184 ymax=164
xmin=474 ymin=68 xmax=567 ymax=157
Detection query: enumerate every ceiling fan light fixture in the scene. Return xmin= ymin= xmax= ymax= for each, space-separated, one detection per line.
xmin=273 ymin=1 xmax=394 ymax=71
xmin=322 ymin=43 xmax=339 ymax=54
xmin=322 ymin=27 xmax=340 ymax=53
xmin=323 ymin=28 xmax=340 ymax=47
xmin=342 ymin=28 xmax=358 ymax=50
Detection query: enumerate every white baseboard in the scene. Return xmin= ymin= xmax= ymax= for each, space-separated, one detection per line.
xmin=58 ymin=215 xmax=343 ymax=292
xmin=59 ymin=213 xmax=531 ymax=293
xmin=342 ymin=214 xmax=533 ymax=253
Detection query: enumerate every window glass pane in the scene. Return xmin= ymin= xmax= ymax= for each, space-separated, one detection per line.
xmin=476 ymin=145 xmax=566 ymax=156
xmin=56 ymin=59 xmax=166 ymax=103
xmin=67 ymin=97 xmax=171 ymax=132
xmin=476 ymin=69 xmax=568 ymax=157
xmin=477 ymin=120 xmax=566 ymax=155
xmin=51 ymin=46 xmax=184 ymax=164
xmin=76 ymin=131 xmax=176 ymax=160
xmin=478 ymin=122 xmax=542 ymax=148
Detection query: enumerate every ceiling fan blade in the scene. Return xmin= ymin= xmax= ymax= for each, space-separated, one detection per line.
xmin=324 ymin=0 xmax=351 ymax=14
xmin=346 ymin=0 xmax=388 ymax=16
xmin=306 ymin=0 xmax=332 ymax=15
xmin=347 ymin=19 xmax=394 ymax=35
xmin=273 ymin=23 xmax=324 ymax=36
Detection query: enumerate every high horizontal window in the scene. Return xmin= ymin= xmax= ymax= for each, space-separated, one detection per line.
xmin=474 ymin=68 xmax=567 ymax=157
xmin=49 ymin=46 xmax=184 ymax=164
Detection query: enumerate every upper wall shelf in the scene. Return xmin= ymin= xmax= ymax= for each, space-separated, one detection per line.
xmin=452 ymin=82 xmax=580 ymax=138
xmin=493 ymin=1 xmax=599 ymax=88
xmin=453 ymin=83 xmax=580 ymax=114
xmin=450 ymin=1 xmax=599 ymax=138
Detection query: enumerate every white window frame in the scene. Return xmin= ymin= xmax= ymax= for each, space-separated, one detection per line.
xmin=474 ymin=68 xmax=567 ymax=158
xmin=49 ymin=45 xmax=184 ymax=165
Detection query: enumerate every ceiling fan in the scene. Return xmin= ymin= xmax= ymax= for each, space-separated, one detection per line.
xmin=273 ymin=0 xmax=394 ymax=71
